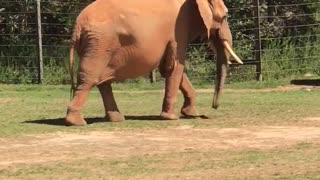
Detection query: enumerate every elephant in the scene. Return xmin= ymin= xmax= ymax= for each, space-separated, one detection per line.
xmin=65 ymin=0 xmax=243 ymax=126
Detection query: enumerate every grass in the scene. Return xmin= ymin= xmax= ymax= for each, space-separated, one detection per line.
xmin=0 ymin=84 xmax=320 ymax=179
xmin=0 ymin=83 xmax=320 ymax=137
xmin=0 ymin=75 xmax=316 ymax=92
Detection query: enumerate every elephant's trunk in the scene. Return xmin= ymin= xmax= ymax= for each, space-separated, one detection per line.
xmin=211 ymin=27 xmax=241 ymax=109
xmin=212 ymin=44 xmax=228 ymax=109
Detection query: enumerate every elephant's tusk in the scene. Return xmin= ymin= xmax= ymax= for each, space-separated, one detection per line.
xmin=223 ymin=41 xmax=244 ymax=64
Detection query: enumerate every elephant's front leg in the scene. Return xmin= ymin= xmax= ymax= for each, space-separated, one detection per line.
xmin=160 ymin=62 xmax=184 ymax=120
xmin=98 ymin=82 xmax=125 ymax=122
xmin=180 ymin=73 xmax=197 ymax=117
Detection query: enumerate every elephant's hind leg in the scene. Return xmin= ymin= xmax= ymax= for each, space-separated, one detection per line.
xmin=180 ymin=74 xmax=197 ymax=118
xmin=65 ymin=83 xmax=94 ymax=126
xmin=98 ymin=82 xmax=125 ymax=122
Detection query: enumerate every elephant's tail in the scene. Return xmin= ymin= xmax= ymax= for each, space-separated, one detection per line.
xmin=69 ymin=26 xmax=81 ymax=99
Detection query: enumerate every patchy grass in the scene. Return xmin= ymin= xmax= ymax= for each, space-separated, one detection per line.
xmin=0 ymin=84 xmax=319 ymax=137
xmin=0 ymin=143 xmax=319 ymax=179
xmin=1 ymin=84 xmax=320 ymax=179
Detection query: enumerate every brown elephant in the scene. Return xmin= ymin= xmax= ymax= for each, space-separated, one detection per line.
xmin=65 ymin=0 xmax=243 ymax=126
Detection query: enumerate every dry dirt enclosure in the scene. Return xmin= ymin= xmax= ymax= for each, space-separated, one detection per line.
xmin=1 ymin=125 xmax=320 ymax=179
xmin=1 ymin=126 xmax=320 ymax=165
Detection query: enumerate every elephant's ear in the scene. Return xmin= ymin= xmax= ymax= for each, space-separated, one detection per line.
xmin=213 ymin=0 xmax=228 ymax=22
xmin=196 ymin=0 xmax=228 ymax=39
xmin=196 ymin=0 xmax=213 ymax=39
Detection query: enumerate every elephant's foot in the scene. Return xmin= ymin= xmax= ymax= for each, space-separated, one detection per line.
xmin=106 ymin=111 xmax=125 ymax=122
xmin=65 ymin=113 xmax=87 ymax=126
xmin=161 ymin=101 xmax=179 ymax=120
xmin=160 ymin=111 xmax=179 ymax=120
xmin=181 ymin=106 xmax=197 ymax=118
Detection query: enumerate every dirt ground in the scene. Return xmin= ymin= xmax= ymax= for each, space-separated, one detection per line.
xmin=1 ymin=124 xmax=320 ymax=167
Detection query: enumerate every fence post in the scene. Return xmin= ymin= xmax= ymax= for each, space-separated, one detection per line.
xmin=150 ymin=70 xmax=156 ymax=83
xmin=36 ymin=0 xmax=44 ymax=83
xmin=253 ymin=0 xmax=263 ymax=81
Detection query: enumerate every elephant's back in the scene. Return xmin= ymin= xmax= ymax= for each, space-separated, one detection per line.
xmin=79 ymin=0 xmax=179 ymax=48
xmin=75 ymin=1 xmax=114 ymax=26
xmin=77 ymin=0 xmax=180 ymax=24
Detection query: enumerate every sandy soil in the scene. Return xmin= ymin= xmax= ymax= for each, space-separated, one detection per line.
xmin=1 ymin=125 xmax=320 ymax=167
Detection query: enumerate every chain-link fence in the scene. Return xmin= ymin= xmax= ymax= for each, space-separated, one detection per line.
xmin=0 ymin=0 xmax=319 ymax=84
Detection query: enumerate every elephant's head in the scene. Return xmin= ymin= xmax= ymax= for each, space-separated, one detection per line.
xmin=196 ymin=0 xmax=243 ymax=109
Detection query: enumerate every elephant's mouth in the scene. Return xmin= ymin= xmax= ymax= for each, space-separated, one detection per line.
xmin=222 ymin=40 xmax=243 ymax=64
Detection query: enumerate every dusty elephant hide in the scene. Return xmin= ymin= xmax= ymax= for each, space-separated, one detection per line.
xmin=65 ymin=0 xmax=242 ymax=126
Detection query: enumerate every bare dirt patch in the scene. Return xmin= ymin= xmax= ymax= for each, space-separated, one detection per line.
xmin=0 ymin=98 xmax=15 ymax=104
xmin=0 ymin=126 xmax=320 ymax=167
xmin=304 ymin=117 xmax=320 ymax=122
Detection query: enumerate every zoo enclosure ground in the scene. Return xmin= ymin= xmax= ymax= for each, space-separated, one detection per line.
xmin=0 ymin=82 xmax=320 ymax=179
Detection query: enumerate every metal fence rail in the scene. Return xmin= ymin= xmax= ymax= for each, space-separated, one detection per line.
xmin=0 ymin=0 xmax=319 ymax=84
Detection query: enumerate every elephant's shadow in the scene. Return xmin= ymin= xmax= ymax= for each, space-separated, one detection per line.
xmin=290 ymin=79 xmax=320 ymax=86
xmin=24 ymin=115 xmax=209 ymax=126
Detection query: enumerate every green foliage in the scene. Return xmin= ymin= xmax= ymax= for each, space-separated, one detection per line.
xmin=0 ymin=0 xmax=319 ymax=84
xmin=42 ymin=58 xmax=69 ymax=85
xmin=185 ymin=44 xmax=215 ymax=81
xmin=262 ymin=35 xmax=320 ymax=80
